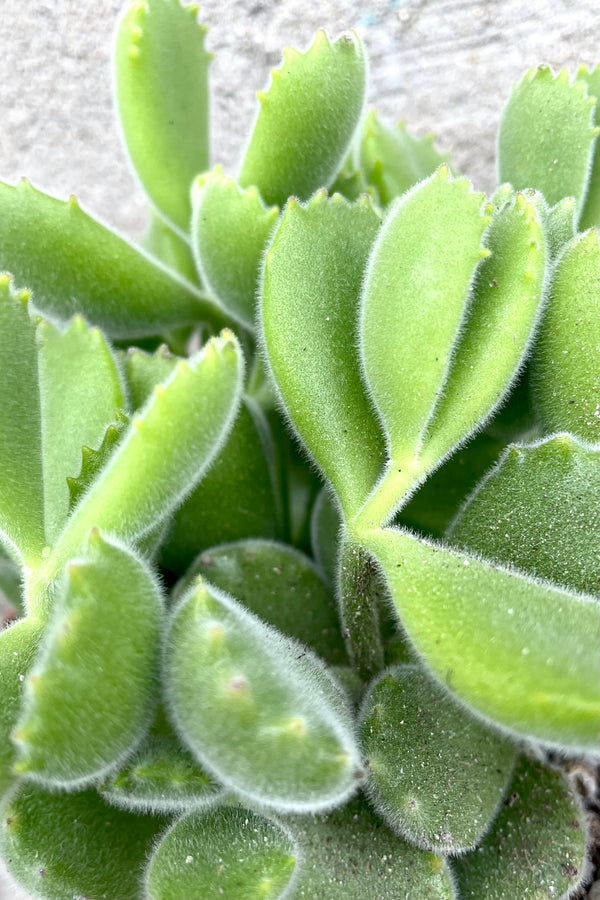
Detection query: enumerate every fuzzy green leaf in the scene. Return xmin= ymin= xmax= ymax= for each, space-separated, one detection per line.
xmin=146 ymin=806 xmax=298 ymax=900
xmin=261 ymin=192 xmax=385 ymax=518
xmin=48 ymin=331 xmax=243 ymax=575
xmin=0 ymin=617 xmax=42 ymax=799
xmin=100 ymin=707 xmax=221 ymax=814
xmin=577 ymin=64 xmax=600 ymax=229
xmin=287 ymin=795 xmax=455 ymax=900
xmin=160 ymin=399 xmax=280 ymax=573
xmin=114 ymin=0 xmax=211 ymax=232
xmin=0 ymin=549 xmax=23 ymax=618
xmin=177 ymin=539 xmax=347 ymax=665
xmin=358 ymin=167 xmax=490 ymax=523
xmin=0 ymin=782 xmax=165 ymax=900
xmin=0 ymin=280 xmax=125 ymax=563
xmin=165 ymin=578 xmax=362 ymax=811
xmin=0 ymin=180 xmax=223 ymax=338
xmin=532 ymin=228 xmax=600 ymax=442
xmin=66 ymin=412 xmax=129 ymax=512
xmin=238 ymin=31 xmax=366 ymax=207
xmin=192 ymin=170 xmax=279 ymax=328
xmin=452 ymin=756 xmax=588 ymax=899
xmin=37 ymin=316 xmax=126 ymax=544
xmin=360 ymin=664 xmax=516 ymax=854
xmin=367 ymin=527 xmax=600 ymax=748
xmin=449 ymin=434 xmax=600 ymax=596
xmin=124 ymin=344 xmax=178 ymax=411
xmin=13 ymin=532 xmax=163 ymax=785
xmin=360 ymin=112 xmax=450 ymax=206
xmin=497 ymin=65 xmax=598 ymax=212
xmin=416 ymin=191 xmax=546 ymax=472
xmin=0 ymin=277 xmax=45 ymax=562
xmin=338 ymin=536 xmax=386 ymax=678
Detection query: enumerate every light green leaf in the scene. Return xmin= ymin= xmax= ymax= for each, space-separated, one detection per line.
xmin=417 ymin=191 xmax=546 ymax=472
xmin=37 ymin=316 xmax=125 ymax=544
xmin=0 ymin=280 xmax=125 ymax=564
xmin=0 ymin=548 xmax=23 ymax=618
xmin=360 ymin=664 xmax=516 ymax=854
xmin=176 ymin=539 xmax=347 ymax=665
xmin=532 ymin=228 xmax=600 ymax=443
xmin=47 ymin=331 xmax=243 ymax=577
xmin=261 ymin=192 xmax=385 ymax=518
xmin=100 ymin=706 xmax=221 ymax=814
xmin=497 ymin=65 xmax=598 ymax=212
xmin=124 ymin=344 xmax=178 ymax=411
xmin=358 ymin=167 xmax=490 ymax=524
xmin=0 ymin=180 xmax=223 ymax=338
xmin=577 ymin=64 xmax=600 ymax=229
xmin=359 ymin=111 xmax=450 ymax=206
xmin=165 ymin=577 xmax=362 ymax=811
xmin=145 ymin=806 xmax=298 ymax=900
xmin=449 ymin=434 xmax=600 ymax=596
xmin=192 ymin=170 xmax=279 ymax=328
xmin=338 ymin=536 xmax=386 ymax=678
xmin=114 ymin=0 xmax=211 ymax=232
xmin=0 ymin=277 xmax=45 ymax=563
xmin=287 ymin=795 xmax=455 ymax=900
xmin=238 ymin=30 xmax=366 ymax=207
xmin=13 ymin=531 xmax=163 ymax=786
xmin=66 ymin=412 xmax=129 ymax=512
xmin=366 ymin=527 xmax=600 ymax=748
xmin=142 ymin=212 xmax=200 ymax=284
xmin=452 ymin=756 xmax=588 ymax=900
xmin=0 ymin=782 xmax=165 ymax=900
xmin=0 ymin=617 xmax=43 ymax=799
xmin=160 ymin=399 xmax=280 ymax=573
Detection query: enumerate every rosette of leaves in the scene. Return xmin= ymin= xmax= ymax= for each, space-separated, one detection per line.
xmin=0 ymin=1 xmax=598 ymax=898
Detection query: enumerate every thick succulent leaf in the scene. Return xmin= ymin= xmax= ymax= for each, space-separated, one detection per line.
xmin=49 ymin=331 xmax=243 ymax=573
xmin=0 ymin=782 xmax=165 ymax=900
xmin=161 ymin=399 xmax=280 ymax=573
xmin=114 ymin=0 xmax=211 ymax=232
xmin=449 ymin=435 xmax=600 ymax=596
xmin=145 ymin=806 xmax=298 ymax=900
xmin=358 ymin=167 xmax=490 ymax=522
xmin=328 ymin=151 xmax=372 ymax=202
xmin=0 ymin=277 xmax=44 ymax=562
xmin=124 ymin=344 xmax=178 ymax=410
xmin=360 ymin=664 xmax=516 ymax=854
xmin=165 ymin=577 xmax=362 ymax=811
xmin=366 ymin=527 xmax=600 ymax=748
xmin=192 ymin=170 xmax=279 ymax=328
xmin=0 ymin=549 xmax=23 ymax=619
xmin=498 ymin=66 xmax=598 ymax=212
xmin=142 ymin=212 xmax=200 ymax=284
xmin=0 ymin=180 xmax=223 ymax=337
xmin=397 ymin=431 xmax=504 ymax=540
xmin=452 ymin=756 xmax=588 ymax=899
xmin=13 ymin=532 xmax=163 ymax=786
xmin=261 ymin=192 xmax=385 ymax=518
xmin=418 ymin=191 xmax=546 ymax=471
xmin=100 ymin=707 xmax=221 ymax=813
xmin=37 ymin=316 xmax=126 ymax=544
xmin=310 ymin=487 xmax=343 ymax=587
xmin=287 ymin=794 xmax=455 ymax=900
xmin=577 ymin=64 xmax=600 ymax=229
xmin=176 ymin=539 xmax=347 ymax=665
xmin=66 ymin=412 xmax=129 ymax=511
xmin=532 ymin=229 xmax=600 ymax=443
xmin=360 ymin=111 xmax=450 ymax=206
xmin=238 ymin=31 xmax=366 ymax=207
xmin=0 ymin=617 xmax=43 ymax=799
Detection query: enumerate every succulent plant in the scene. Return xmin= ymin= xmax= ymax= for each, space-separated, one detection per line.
xmin=0 ymin=2 xmax=598 ymax=898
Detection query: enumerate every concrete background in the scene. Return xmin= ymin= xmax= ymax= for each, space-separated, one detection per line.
xmin=0 ymin=0 xmax=599 ymax=897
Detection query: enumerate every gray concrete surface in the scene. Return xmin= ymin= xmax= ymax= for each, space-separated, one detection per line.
xmin=1 ymin=0 xmax=599 ymax=898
